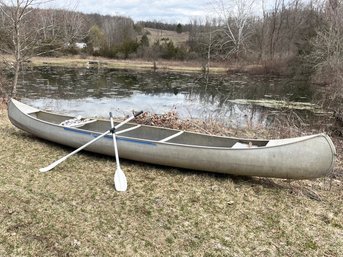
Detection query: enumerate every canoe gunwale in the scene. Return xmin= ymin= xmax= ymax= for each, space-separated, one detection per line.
xmin=321 ymin=134 xmax=337 ymax=175
xmin=9 ymin=98 xmax=337 ymax=152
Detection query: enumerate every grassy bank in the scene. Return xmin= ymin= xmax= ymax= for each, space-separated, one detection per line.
xmin=1 ymin=54 xmax=265 ymax=74
xmin=0 ymin=104 xmax=342 ymax=256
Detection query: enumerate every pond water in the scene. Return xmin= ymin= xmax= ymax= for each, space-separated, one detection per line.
xmin=17 ymin=66 xmax=317 ymax=128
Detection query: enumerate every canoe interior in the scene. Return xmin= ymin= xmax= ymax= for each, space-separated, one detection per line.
xmin=29 ymin=111 xmax=269 ymax=148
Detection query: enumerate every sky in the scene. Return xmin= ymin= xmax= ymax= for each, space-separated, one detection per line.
xmin=49 ymin=0 xmax=212 ymax=24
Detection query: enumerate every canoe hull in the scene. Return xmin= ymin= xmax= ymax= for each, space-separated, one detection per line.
xmin=8 ymin=99 xmax=336 ymax=179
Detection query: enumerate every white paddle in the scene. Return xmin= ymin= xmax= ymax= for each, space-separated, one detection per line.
xmin=39 ymin=111 xmax=143 ymax=173
xmin=110 ymin=112 xmax=127 ymax=191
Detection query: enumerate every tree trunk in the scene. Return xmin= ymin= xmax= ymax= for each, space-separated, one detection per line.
xmin=12 ymin=61 xmax=20 ymax=97
xmin=11 ymin=0 xmax=21 ymax=98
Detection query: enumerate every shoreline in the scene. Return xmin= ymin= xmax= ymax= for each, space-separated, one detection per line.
xmin=1 ymin=55 xmax=264 ymax=74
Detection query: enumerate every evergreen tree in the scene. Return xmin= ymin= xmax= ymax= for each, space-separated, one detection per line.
xmin=140 ymin=33 xmax=149 ymax=47
xmin=176 ymin=23 xmax=183 ymax=34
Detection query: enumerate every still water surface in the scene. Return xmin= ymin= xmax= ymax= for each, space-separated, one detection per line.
xmin=17 ymin=67 xmax=314 ymax=127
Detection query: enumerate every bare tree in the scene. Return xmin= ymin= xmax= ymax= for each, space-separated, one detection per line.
xmin=0 ymin=0 xmax=36 ymax=96
xmin=0 ymin=0 xmax=85 ymax=97
xmin=310 ymin=0 xmax=343 ymax=92
xmin=211 ymin=0 xmax=256 ymax=59
xmin=246 ymin=0 xmax=322 ymax=65
xmin=309 ymin=1 xmax=342 ymax=75
xmin=102 ymin=16 xmax=136 ymax=48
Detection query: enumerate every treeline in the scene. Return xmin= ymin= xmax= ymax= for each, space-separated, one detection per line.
xmin=84 ymin=14 xmax=138 ymax=58
xmin=188 ymin=1 xmax=336 ymax=70
xmin=188 ymin=0 xmax=342 ymax=111
xmin=83 ymin=15 xmax=191 ymax=60
xmin=136 ymin=21 xmax=191 ymax=32
xmin=0 ymin=0 xmax=342 ymax=106
xmin=0 ymin=1 xmax=341 ymax=69
xmin=1 ymin=1 xmax=339 ymax=67
xmin=0 ymin=8 xmax=85 ymax=56
xmin=79 ymin=1 xmax=342 ymax=81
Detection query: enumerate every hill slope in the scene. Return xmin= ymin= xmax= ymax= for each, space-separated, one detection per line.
xmin=144 ymin=28 xmax=189 ymax=47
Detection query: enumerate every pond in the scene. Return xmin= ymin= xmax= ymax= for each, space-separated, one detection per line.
xmin=17 ymin=66 xmax=321 ymax=128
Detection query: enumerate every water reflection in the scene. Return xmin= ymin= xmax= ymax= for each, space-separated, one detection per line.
xmin=17 ymin=67 xmax=314 ymax=127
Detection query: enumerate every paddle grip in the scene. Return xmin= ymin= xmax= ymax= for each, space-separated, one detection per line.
xmin=109 ymin=112 xmax=113 ymax=118
xmin=134 ymin=110 xmax=143 ymax=117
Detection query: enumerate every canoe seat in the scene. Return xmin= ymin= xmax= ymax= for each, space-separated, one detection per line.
xmin=232 ymin=142 xmax=258 ymax=149
xmin=60 ymin=116 xmax=97 ymax=128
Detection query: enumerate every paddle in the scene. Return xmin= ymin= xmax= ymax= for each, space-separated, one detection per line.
xmin=109 ymin=112 xmax=127 ymax=191
xmin=39 ymin=111 xmax=143 ymax=173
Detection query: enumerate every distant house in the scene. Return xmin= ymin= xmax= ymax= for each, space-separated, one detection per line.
xmin=75 ymin=42 xmax=87 ymax=49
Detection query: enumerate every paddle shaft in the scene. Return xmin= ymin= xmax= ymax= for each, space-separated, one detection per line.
xmin=40 ymin=111 xmax=143 ymax=172
xmin=110 ymin=112 xmax=128 ymax=191
xmin=110 ymin=112 xmax=121 ymax=170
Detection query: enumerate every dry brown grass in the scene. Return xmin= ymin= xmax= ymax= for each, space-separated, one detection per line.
xmin=1 ymin=54 xmax=240 ymax=74
xmin=2 ymin=54 xmax=273 ymax=75
xmin=0 ymin=105 xmax=342 ymax=256
xmin=144 ymin=28 xmax=189 ymax=47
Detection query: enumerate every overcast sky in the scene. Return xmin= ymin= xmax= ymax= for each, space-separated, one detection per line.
xmin=44 ymin=0 xmax=285 ymax=24
xmin=50 ymin=0 xmax=211 ymax=24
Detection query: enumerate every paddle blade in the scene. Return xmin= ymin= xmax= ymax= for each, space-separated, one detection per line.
xmin=39 ymin=157 xmax=67 ymax=172
xmin=114 ymin=168 xmax=127 ymax=192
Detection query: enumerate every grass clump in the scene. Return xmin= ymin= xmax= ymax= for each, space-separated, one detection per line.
xmin=0 ymin=103 xmax=342 ymax=256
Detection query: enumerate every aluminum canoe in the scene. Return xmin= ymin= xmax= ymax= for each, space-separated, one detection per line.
xmin=8 ymin=98 xmax=336 ymax=179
